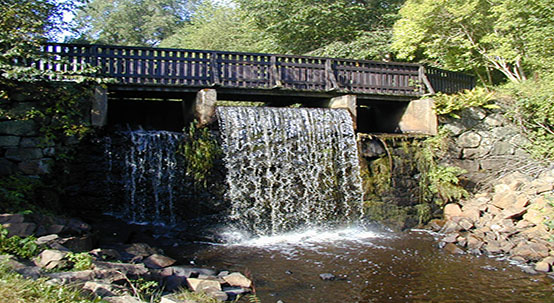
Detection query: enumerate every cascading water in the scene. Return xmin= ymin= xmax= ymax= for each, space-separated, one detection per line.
xmin=107 ymin=130 xmax=185 ymax=225
xmin=217 ymin=106 xmax=364 ymax=236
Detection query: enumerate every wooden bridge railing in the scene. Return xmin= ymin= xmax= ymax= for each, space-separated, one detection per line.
xmin=39 ymin=43 xmax=475 ymax=96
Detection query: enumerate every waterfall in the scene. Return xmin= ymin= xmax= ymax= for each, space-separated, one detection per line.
xmin=217 ymin=106 xmax=364 ymax=236
xmin=107 ymin=130 xmax=184 ymax=225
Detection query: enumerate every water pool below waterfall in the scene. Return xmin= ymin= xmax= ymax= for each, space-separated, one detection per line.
xmin=164 ymin=228 xmax=553 ymax=303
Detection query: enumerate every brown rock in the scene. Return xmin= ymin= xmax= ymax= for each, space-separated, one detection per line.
xmin=444 ymin=243 xmax=464 ymax=254
xmin=484 ymin=241 xmax=503 ymax=254
xmin=441 ymin=221 xmax=462 ymax=233
xmin=458 ymin=218 xmax=474 ymax=231
xmin=460 ymin=208 xmax=481 ymax=223
xmin=532 ymin=177 xmax=554 ymax=194
xmin=427 ymin=219 xmax=445 ymax=232
xmin=534 ymin=261 xmax=551 ymax=272
xmin=187 ymin=278 xmax=222 ymax=292
xmin=104 ymin=295 xmax=144 ymax=303
xmin=467 ymin=235 xmax=484 ymax=250
xmin=515 ymin=220 xmax=534 ymax=229
xmin=59 ymin=236 xmax=94 ymax=252
xmin=124 ymin=243 xmax=158 ymax=258
xmin=444 ymin=204 xmax=462 ymax=220
xmin=514 ymin=196 xmax=530 ymax=209
xmin=492 ymin=187 xmax=517 ymax=210
xmin=92 ymin=261 xmax=149 ymax=277
xmin=143 ymin=254 xmax=176 ymax=269
xmin=46 ymin=270 xmax=95 ymax=285
xmin=501 ymin=207 xmax=527 ymax=220
xmin=222 ymin=272 xmax=252 ymax=288
xmin=512 ymin=242 xmax=549 ymax=261
xmin=457 ymin=236 xmax=468 ymax=247
xmin=83 ymin=281 xmax=117 ymax=297
xmin=442 ymin=233 xmax=459 ymax=243
xmin=2 ymin=222 xmax=36 ymax=237
xmin=542 ymin=256 xmax=554 ymax=266
xmin=35 ymin=249 xmax=68 ymax=270
xmin=35 ymin=234 xmax=60 ymax=246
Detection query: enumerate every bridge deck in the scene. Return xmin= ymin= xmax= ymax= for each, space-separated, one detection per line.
xmin=40 ymin=43 xmax=474 ymax=99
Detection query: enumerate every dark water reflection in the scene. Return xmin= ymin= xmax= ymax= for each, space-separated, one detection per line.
xmin=171 ymin=230 xmax=553 ymax=303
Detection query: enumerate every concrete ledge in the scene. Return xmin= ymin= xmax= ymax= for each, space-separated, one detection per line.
xmin=398 ymin=98 xmax=437 ymax=135
xmin=329 ymin=95 xmax=357 ymax=129
xmin=194 ymin=89 xmax=217 ymax=126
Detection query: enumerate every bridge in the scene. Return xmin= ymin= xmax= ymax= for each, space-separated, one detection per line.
xmin=40 ymin=43 xmax=475 ymax=134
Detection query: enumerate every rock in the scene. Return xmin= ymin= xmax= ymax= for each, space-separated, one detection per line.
xmin=92 ymin=261 xmax=149 ymax=277
xmin=223 ymin=287 xmax=250 ymax=297
xmin=0 ymin=158 xmax=16 ymax=175
xmin=467 ymin=235 xmax=484 ymax=250
xmin=484 ymin=114 xmax=505 ymax=127
xmin=490 ymin=141 xmax=514 ymax=156
xmin=0 ymin=254 xmax=26 ymax=270
xmin=18 ymin=159 xmax=51 ymax=175
xmin=444 ymin=204 xmax=462 ymax=220
xmin=427 ymin=219 xmax=445 ymax=232
xmin=458 ymin=218 xmax=474 ymax=231
xmin=441 ymin=220 xmax=462 ymax=233
xmin=0 ymin=120 xmax=37 ymax=136
xmin=535 ymin=261 xmax=551 ymax=272
xmin=2 ymin=222 xmax=36 ymax=237
xmin=5 ymin=148 xmax=43 ymax=161
xmin=15 ymin=266 xmax=43 ymax=279
xmin=515 ymin=220 xmax=534 ymax=229
xmin=83 ymin=281 xmax=117 ymax=297
xmin=0 ymin=136 xmax=20 ymax=147
xmin=492 ymin=185 xmax=516 ymax=210
xmin=206 ymin=288 xmax=228 ymax=301
xmin=542 ymin=256 xmax=554 ymax=266
xmin=187 ymin=278 xmax=222 ymax=292
xmin=46 ymin=270 xmax=95 ymax=284
xmin=532 ymin=177 xmax=554 ymax=194
xmin=222 ymin=272 xmax=252 ymax=288
xmin=501 ymin=207 xmax=527 ymax=219
xmin=59 ymin=236 xmax=94 ymax=252
xmin=35 ymin=234 xmax=60 ymax=245
xmin=89 ymin=248 xmax=122 ymax=261
xmin=443 ymin=122 xmax=465 ymax=136
xmin=484 ymin=241 xmax=503 ymax=254
xmin=164 ymin=275 xmax=187 ymax=291
xmin=46 ymin=224 xmax=66 ymax=234
xmin=442 ymin=233 xmax=458 ymax=243
xmin=35 ymin=249 xmax=69 ymax=270
xmin=124 ymin=243 xmax=158 ymax=259
xmin=460 ymin=208 xmax=480 ymax=223
xmin=512 ymin=242 xmax=550 ymax=261
xmin=457 ymin=132 xmax=481 ymax=148
xmin=0 ymin=213 xmax=25 ymax=224
xmin=444 ymin=243 xmax=464 ymax=254
xmin=522 ymin=209 xmax=545 ymax=225
xmin=160 ymin=295 xmax=181 ymax=303
xmin=143 ymin=254 xmax=176 ymax=269
xmin=104 ymin=295 xmax=145 ymax=303
xmin=319 ymin=273 xmax=336 ymax=281
xmin=66 ymin=218 xmax=92 ymax=234
xmin=457 ymin=236 xmax=468 ymax=247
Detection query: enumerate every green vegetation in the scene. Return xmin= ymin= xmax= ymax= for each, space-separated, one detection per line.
xmin=66 ymin=252 xmax=93 ymax=271
xmin=0 ymin=263 xmax=102 ymax=303
xmin=0 ymin=226 xmax=42 ymax=259
xmin=392 ymin=0 xmax=554 ymax=84
xmin=179 ymin=122 xmax=222 ymax=188
xmin=433 ymin=87 xmax=497 ymax=118
xmin=0 ymin=175 xmax=42 ymax=213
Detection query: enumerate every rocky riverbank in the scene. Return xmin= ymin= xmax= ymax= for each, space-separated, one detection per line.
xmin=432 ymin=103 xmax=554 ymax=275
xmin=0 ymin=213 xmax=253 ymax=302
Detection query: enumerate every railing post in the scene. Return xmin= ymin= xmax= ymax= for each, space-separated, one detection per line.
xmin=418 ymin=65 xmax=435 ymax=95
xmin=325 ymin=59 xmax=338 ymax=91
xmin=270 ymin=55 xmax=282 ymax=88
xmin=210 ymin=52 xmax=220 ymax=86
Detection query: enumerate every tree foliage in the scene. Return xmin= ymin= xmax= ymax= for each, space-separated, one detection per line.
xmin=392 ymin=0 xmax=554 ymax=83
xmin=71 ymin=0 xmax=200 ymax=46
xmin=0 ymin=0 xmax=66 ymax=79
xmin=235 ymin=0 xmax=404 ymax=60
xmin=160 ymin=1 xmax=272 ymax=52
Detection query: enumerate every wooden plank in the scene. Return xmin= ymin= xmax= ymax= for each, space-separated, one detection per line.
xmin=210 ymin=52 xmax=220 ymax=86
xmin=325 ymin=59 xmax=338 ymax=91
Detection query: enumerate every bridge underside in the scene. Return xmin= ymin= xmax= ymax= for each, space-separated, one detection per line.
xmin=103 ymin=85 xmax=436 ymax=135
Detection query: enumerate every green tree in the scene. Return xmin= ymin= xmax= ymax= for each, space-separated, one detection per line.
xmin=160 ymin=1 xmax=273 ymax=52
xmin=0 ymin=0 xmax=65 ymax=79
xmin=392 ymin=0 xmax=554 ymax=84
xmin=70 ymin=0 xmax=200 ymax=46
xmin=235 ymin=0 xmax=404 ymax=60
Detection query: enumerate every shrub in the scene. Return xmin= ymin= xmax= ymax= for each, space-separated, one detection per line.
xmin=0 ymin=226 xmax=42 ymax=259
xmin=433 ymin=87 xmax=498 ymax=118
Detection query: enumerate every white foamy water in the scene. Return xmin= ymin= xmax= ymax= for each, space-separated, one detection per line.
xmin=220 ymin=226 xmax=391 ymax=249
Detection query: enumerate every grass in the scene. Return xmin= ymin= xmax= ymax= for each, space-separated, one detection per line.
xmin=0 ymin=262 xmax=103 ymax=303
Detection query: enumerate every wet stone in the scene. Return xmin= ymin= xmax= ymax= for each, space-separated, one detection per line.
xmin=319 ymin=273 xmax=336 ymax=280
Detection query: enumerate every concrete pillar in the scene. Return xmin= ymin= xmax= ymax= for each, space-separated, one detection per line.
xmin=194 ymin=88 xmax=217 ymax=127
xmin=90 ymin=86 xmax=108 ymax=127
xmin=398 ymin=98 xmax=438 ymax=135
xmin=329 ymin=95 xmax=357 ymax=128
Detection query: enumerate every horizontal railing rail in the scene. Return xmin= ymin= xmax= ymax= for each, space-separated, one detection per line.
xmin=39 ymin=43 xmax=474 ymax=96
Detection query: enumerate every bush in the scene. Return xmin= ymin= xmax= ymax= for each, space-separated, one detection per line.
xmin=500 ymin=74 xmax=554 ymax=160
xmin=0 ymin=226 xmax=42 ymax=259
xmin=433 ymin=87 xmax=498 ymax=118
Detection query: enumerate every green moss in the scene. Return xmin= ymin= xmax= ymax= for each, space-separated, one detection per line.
xmin=179 ymin=121 xmax=222 ymax=188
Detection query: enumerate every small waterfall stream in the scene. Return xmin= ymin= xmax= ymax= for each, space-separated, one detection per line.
xmin=217 ymin=106 xmax=364 ymax=236
xmin=107 ymin=130 xmax=184 ymax=225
